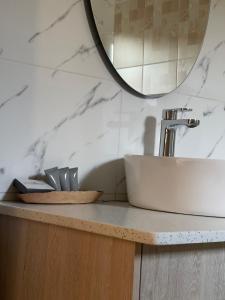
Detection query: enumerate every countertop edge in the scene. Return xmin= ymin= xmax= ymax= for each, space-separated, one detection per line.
xmin=0 ymin=203 xmax=156 ymax=245
xmin=2 ymin=202 xmax=225 ymax=246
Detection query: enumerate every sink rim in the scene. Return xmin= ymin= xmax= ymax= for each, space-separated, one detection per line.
xmin=125 ymin=154 xmax=225 ymax=164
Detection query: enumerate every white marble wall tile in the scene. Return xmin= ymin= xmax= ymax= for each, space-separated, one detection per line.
xmin=175 ymin=98 xmax=225 ymax=159
xmin=0 ymin=0 xmax=112 ymax=80
xmin=0 ymin=58 xmax=121 ymax=199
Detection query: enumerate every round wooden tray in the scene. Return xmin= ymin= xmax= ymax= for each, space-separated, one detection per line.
xmin=18 ymin=191 xmax=103 ymax=204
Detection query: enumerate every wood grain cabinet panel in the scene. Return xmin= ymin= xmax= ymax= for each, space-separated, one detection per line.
xmin=2 ymin=214 xmax=225 ymax=300
xmin=0 ymin=215 xmax=136 ymax=300
xmin=140 ymin=244 xmax=225 ymax=300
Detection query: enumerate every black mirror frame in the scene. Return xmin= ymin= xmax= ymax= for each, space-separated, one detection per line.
xmin=84 ymin=0 xmax=165 ymax=99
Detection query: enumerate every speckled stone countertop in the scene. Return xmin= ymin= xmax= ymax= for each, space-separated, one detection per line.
xmin=1 ymin=201 xmax=225 ymax=246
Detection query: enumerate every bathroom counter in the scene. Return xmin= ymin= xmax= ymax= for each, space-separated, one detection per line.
xmin=2 ymin=201 xmax=225 ymax=299
xmin=1 ymin=200 xmax=225 ymax=245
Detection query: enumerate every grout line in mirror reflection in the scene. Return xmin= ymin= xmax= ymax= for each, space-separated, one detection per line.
xmin=116 ymin=57 xmax=197 ymax=71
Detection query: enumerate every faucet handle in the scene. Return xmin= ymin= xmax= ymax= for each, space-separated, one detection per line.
xmin=162 ymin=108 xmax=193 ymax=120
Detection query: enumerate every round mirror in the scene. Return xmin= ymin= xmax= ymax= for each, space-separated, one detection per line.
xmin=84 ymin=0 xmax=210 ymax=98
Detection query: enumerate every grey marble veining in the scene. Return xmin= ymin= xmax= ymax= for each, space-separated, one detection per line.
xmin=68 ymin=151 xmax=77 ymax=161
xmin=0 ymin=85 xmax=29 ymax=110
xmin=66 ymin=130 xmax=109 ymax=163
xmin=196 ymin=41 xmax=225 ymax=93
xmin=203 ymin=105 xmax=218 ymax=117
xmin=96 ymin=131 xmax=109 ymax=140
xmin=28 ymin=0 xmax=82 ymax=43
xmin=76 ymin=87 xmax=121 ymax=116
xmin=25 ymin=82 xmax=121 ymax=173
xmin=51 ymin=44 xmax=96 ymax=77
xmin=207 ymin=129 xmax=225 ymax=158
xmin=26 ymin=134 xmax=49 ymax=173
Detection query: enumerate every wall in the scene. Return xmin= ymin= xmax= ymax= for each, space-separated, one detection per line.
xmin=0 ymin=0 xmax=225 ymax=201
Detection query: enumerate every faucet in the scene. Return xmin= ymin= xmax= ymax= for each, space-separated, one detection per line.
xmin=159 ymin=108 xmax=200 ymax=157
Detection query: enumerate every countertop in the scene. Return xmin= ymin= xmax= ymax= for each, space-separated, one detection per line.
xmin=1 ymin=201 xmax=225 ymax=245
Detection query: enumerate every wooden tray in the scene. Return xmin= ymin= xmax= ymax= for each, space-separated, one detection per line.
xmin=18 ymin=191 xmax=103 ymax=204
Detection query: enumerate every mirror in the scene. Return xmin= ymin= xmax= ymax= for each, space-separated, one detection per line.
xmin=84 ymin=0 xmax=210 ymax=98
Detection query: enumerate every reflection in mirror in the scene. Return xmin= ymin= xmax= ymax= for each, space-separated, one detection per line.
xmin=87 ymin=0 xmax=210 ymax=97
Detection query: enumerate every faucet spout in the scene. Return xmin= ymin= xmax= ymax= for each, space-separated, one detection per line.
xmin=166 ymin=118 xmax=200 ymax=129
xmin=186 ymin=118 xmax=200 ymax=128
xmin=159 ymin=109 xmax=200 ymax=157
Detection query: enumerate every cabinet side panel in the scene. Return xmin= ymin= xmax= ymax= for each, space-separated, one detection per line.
xmin=133 ymin=244 xmax=142 ymax=300
xmin=140 ymin=244 xmax=225 ymax=300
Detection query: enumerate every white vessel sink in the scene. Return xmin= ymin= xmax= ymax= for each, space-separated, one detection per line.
xmin=125 ymin=155 xmax=225 ymax=217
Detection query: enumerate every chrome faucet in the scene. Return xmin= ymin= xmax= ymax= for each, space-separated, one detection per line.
xmin=159 ymin=108 xmax=200 ymax=157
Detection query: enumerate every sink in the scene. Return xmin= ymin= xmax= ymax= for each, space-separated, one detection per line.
xmin=125 ymin=155 xmax=225 ymax=217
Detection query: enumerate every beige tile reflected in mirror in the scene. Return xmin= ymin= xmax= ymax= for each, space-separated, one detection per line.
xmin=113 ymin=32 xmax=144 ymax=69
xmin=92 ymin=0 xmax=115 ymax=37
xmin=118 ymin=66 xmax=143 ymax=93
xmin=144 ymin=26 xmax=178 ymax=65
xmin=143 ymin=61 xmax=177 ymax=95
xmin=90 ymin=0 xmax=210 ymax=96
xmin=113 ymin=0 xmax=144 ymax=68
xmin=144 ymin=0 xmax=178 ymax=65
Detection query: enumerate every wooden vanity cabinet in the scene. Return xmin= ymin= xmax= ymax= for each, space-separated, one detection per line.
xmin=1 ymin=215 xmax=225 ymax=300
xmin=0 ymin=215 xmax=135 ymax=300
